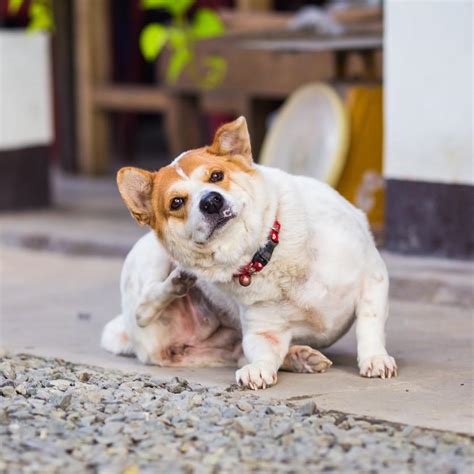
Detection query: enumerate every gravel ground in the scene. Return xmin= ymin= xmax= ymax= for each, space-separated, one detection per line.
xmin=0 ymin=354 xmax=472 ymax=474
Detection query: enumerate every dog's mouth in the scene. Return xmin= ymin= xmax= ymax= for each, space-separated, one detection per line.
xmin=207 ymin=208 xmax=236 ymax=240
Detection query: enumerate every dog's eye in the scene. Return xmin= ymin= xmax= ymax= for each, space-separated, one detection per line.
xmin=209 ymin=171 xmax=224 ymax=183
xmin=170 ymin=197 xmax=185 ymax=211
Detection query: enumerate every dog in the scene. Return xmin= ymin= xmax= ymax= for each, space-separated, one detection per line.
xmin=101 ymin=231 xmax=333 ymax=374
xmin=102 ymin=116 xmax=397 ymax=389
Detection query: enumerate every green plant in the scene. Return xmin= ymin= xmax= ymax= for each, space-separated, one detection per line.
xmin=8 ymin=0 xmax=54 ymax=32
xmin=140 ymin=0 xmax=226 ymax=89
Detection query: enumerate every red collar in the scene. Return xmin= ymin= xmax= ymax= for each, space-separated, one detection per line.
xmin=233 ymin=220 xmax=281 ymax=287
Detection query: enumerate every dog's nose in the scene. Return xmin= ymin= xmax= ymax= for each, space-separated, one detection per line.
xmin=199 ymin=191 xmax=224 ymax=214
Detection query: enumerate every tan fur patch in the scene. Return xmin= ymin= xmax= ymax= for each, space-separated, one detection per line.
xmin=208 ymin=116 xmax=252 ymax=165
xmin=149 ymin=147 xmax=254 ymax=237
xmin=117 ymin=167 xmax=155 ymax=226
xmin=302 ymin=308 xmax=326 ymax=333
xmin=151 ymin=165 xmax=188 ymax=238
xmin=256 ymin=331 xmax=280 ymax=346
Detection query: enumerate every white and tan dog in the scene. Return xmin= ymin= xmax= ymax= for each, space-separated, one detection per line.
xmin=101 ymin=231 xmax=331 ymax=374
xmin=102 ymin=116 xmax=397 ymax=389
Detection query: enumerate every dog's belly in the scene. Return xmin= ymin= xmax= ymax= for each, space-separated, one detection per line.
xmin=287 ymin=282 xmax=358 ymax=348
xmin=291 ymin=311 xmax=355 ymax=349
xmin=136 ymin=287 xmax=241 ymax=367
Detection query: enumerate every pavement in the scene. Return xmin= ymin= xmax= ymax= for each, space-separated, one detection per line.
xmin=1 ymin=171 xmax=473 ymax=435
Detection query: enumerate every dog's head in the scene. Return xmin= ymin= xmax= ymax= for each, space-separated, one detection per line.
xmin=117 ymin=117 xmax=266 ymax=275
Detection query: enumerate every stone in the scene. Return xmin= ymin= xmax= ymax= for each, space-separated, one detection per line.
xmin=298 ymin=401 xmax=318 ymax=416
xmin=413 ymin=435 xmax=437 ymax=451
xmin=441 ymin=432 xmax=462 ymax=444
xmin=15 ymin=384 xmax=27 ymax=396
xmin=273 ymin=422 xmax=293 ymax=439
xmin=234 ymin=419 xmax=257 ymax=436
xmin=265 ymin=405 xmax=291 ymax=416
xmin=49 ymin=379 xmax=73 ymax=391
xmin=78 ymin=372 xmax=91 ymax=383
xmin=0 ymin=409 xmax=10 ymax=424
xmin=0 ymin=354 xmax=471 ymax=473
xmin=86 ymin=391 xmax=103 ymax=404
xmin=55 ymin=394 xmax=72 ymax=410
xmin=222 ymin=407 xmax=240 ymax=418
xmin=101 ymin=422 xmax=124 ymax=437
xmin=0 ymin=363 xmax=16 ymax=380
xmin=237 ymin=400 xmax=253 ymax=412
xmin=0 ymin=379 xmax=14 ymax=388
xmin=339 ymin=436 xmax=364 ymax=451
xmin=0 ymin=386 xmax=15 ymax=397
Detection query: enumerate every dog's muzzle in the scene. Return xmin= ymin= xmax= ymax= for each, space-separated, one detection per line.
xmin=198 ymin=191 xmax=235 ymax=240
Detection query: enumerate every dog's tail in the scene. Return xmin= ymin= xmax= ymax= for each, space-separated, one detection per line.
xmin=100 ymin=314 xmax=134 ymax=356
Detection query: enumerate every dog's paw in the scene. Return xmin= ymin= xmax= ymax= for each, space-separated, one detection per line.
xmin=135 ymin=303 xmax=158 ymax=328
xmin=235 ymin=362 xmax=277 ymax=390
xmin=359 ymin=354 xmax=398 ymax=379
xmin=283 ymin=345 xmax=333 ymax=373
xmin=169 ymin=269 xmax=197 ymax=296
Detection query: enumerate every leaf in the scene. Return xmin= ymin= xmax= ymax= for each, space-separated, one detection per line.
xmin=141 ymin=0 xmax=193 ymax=16
xmin=191 ymin=8 xmax=224 ymax=39
xmin=27 ymin=15 xmax=53 ymax=32
xmin=141 ymin=0 xmax=171 ymax=9
xmin=201 ymin=55 xmax=226 ymax=89
xmin=167 ymin=27 xmax=186 ymax=50
xmin=8 ymin=0 xmax=24 ymax=14
xmin=166 ymin=48 xmax=192 ymax=83
xmin=167 ymin=0 xmax=194 ymax=16
xmin=139 ymin=23 xmax=169 ymax=61
xmin=28 ymin=2 xmax=53 ymax=32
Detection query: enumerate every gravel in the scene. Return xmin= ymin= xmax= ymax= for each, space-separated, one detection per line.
xmin=0 ymin=354 xmax=472 ymax=473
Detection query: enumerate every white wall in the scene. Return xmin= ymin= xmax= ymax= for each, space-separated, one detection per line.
xmin=0 ymin=31 xmax=53 ymax=150
xmin=384 ymin=0 xmax=473 ymax=185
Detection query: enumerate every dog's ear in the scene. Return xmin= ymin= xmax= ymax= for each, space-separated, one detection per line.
xmin=208 ymin=116 xmax=253 ymax=166
xmin=117 ymin=167 xmax=155 ymax=226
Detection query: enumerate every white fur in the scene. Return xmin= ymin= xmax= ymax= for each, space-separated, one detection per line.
xmin=101 ymin=314 xmax=134 ymax=356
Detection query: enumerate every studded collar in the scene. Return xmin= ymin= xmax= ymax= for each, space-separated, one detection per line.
xmin=233 ymin=220 xmax=281 ymax=287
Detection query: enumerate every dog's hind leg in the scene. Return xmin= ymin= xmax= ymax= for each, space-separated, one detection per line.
xmin=135 ymin=268 xmax=197 ymax=327
xmin=281 ymin=345 xmax=332 ymax=373
xmin=101 ymin=314 xmax=134 ymax=356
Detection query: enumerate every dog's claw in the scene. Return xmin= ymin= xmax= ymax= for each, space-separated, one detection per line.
xmin=235 ymin=362 xmax=277 ymax=390
xmin=360 ymin=355 xmax=397 ymax=379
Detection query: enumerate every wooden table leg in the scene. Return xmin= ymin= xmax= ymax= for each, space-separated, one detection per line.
xmin=52 ymin=0 xmax=77 ymax=173
xmin=74 ymin=0 xmax=111 ymax=175
xmin=165 ymin=94 xmax=202 ymax=157
xmin=245 ymin=98 xmax=282 ymax=162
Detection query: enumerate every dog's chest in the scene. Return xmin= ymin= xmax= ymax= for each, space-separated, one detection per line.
xmin=220 ymin=276 xmax=282 ymax=306
xmin=219 ymin=262 xmax=303 ymax=306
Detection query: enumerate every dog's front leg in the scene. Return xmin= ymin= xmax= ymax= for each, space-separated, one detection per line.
xmin=235 ymin=306 xmax=291 ymax=390
xmin=135 ymin=268 xmax=196 ymax=327
xmin=356 ymin=268 xmax=397 ymax=378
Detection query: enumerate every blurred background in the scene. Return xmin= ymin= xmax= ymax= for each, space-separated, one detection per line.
xmin=0 ymin=0 xmax=472 ymax=259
